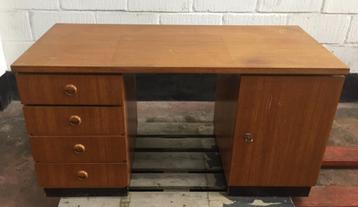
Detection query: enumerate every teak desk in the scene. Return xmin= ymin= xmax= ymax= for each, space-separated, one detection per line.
xmin=12 ymin=24 xmax=349 ymax=197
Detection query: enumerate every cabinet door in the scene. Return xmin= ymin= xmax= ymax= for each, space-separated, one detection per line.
xmin=229 ymin=76 xmax=344 ymax=186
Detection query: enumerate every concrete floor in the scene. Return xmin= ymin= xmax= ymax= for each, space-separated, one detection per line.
xmin=58 ymin=192 xmax=294 ymax=207
xmin=0 ymin=101 xmax=357 ymax=207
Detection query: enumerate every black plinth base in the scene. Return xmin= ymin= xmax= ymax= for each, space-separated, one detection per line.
xmin=44 ymin=188 xmax=128 ymax=197
xmin=228 ymin=186 xmax=311 ymax=197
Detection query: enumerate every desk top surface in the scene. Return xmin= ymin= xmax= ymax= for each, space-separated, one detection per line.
xmin=12 ymin=24 xmax=348 ymax=74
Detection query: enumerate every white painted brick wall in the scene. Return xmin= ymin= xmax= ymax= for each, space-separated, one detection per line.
xmin=0 ymin=11 xmax=32 ymax=41
xmin=97 ymin=12 xmax=159 ymax=24
xmin=288 ymin=14 xmax=351 ymax=43
xmin=161 ymin=14 xmax=222 ymax=25
xmin=2 ymin=41 xmax=33 ymax=65
xmin=325 ymin=45 xmax=358 ymax=73
xmin=31 ymin=11 xmax=96 ymax=39
xmin=194 ymin=0 xmax=257 ymax=12
xmin=323 ymin=0 xmax=358 ymax=14
xmin=0 ymin=0 xmax=357 ymax=73
xmin=224 ymin=14 xmax=287 ymax=25
xmin=258 ymin=0 xmax=323 ymax=12
xmin=0 ymin=0 xmax=58 ymax=10
xmin=347 ymin=16 xmax=358 ymax=43
xmin=129 ymin=0 xmax=191 ymax=12
xmin=61 ymin=0 xmax=126 ymax=11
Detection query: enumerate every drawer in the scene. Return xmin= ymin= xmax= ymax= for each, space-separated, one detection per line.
xmin=16 ymin=74 xmax=123 ymax=105
xmin=24 ymin=106 xmax=125 ymax=136
xmin=36 ymin=163 xmax=129 ymax=187
xmin=30 ymin=136 xmax=127 ymax=163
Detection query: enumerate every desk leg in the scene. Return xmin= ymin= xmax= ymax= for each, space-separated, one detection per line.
xmin=123 ymin=74 xmax=138 ymax=188
xmin=214 ymin=74 xmax=240 ymax=184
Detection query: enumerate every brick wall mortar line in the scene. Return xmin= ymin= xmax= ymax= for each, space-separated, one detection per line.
xmin=344 ymin=16 xmax=354 ymax=43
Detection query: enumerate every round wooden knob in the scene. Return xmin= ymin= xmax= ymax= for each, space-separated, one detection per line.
xmin=73 ymin=144 xmax=85 ymax=153
xmin=69 ymin=115 xmax=81 ymax=126
xmin=64 ymin=84 xmax=78 ymax=96
xmin=77 ymin=170 xmax=88 ymax=180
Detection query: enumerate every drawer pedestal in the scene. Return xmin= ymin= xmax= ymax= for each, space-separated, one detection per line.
xmin=16 ymin=73 xmax=137 ymax=196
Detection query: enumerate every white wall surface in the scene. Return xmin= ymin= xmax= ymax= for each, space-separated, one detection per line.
xmin=0 ymin=35 xmax=6 ymax=76
xmin=0 ymin=0 xmax=357 ymax=72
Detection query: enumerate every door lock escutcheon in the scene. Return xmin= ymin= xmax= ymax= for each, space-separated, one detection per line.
xmin=243 ymin=132 xmax=254 ymax=143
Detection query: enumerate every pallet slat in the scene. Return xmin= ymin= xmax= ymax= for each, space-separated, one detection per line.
xmin=132 ymin=152 xmax=222 ymax=172
xmin=322 ymin=146 xmax=358 ymax=168
xmin=138 ymin=122 xmax=213 ymax=136
xmin=135 ymin=137 xmax=216 ymax=152
xmin=132 ymin=135 xmax=226 ymax=191
xmin=293 ymin=186 xmax=358 ymax=207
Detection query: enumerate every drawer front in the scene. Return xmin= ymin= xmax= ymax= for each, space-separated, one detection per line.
xmin=30 ymin=136 xmax=127 ymax=163
xmin=17 ymin=74 xmax=123 ymax=105
xmin=24 ymin=106 xmax=125 ymax=136
xmin=36 ymin=163 xmax=129 ymax=187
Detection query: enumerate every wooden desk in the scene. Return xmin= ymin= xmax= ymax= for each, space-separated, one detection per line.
xmin=11 ymin=24 xmax=348 ymax=197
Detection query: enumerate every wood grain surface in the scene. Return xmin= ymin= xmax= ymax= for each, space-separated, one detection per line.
xmin=214 ymin=74 xmax=240 ymax=181
xmin=122 ymin=74 xmax=138 ymax=174
xmin=229 ymin=75 xmax=344 ymax=186
xmin=322 ymin=146 xmax=358 ymax=168
xmin=36 ymin=163 xmax=129 ymax=187
xmin=12 ymin=24 xmax=348 ymax=74
xmin=30 ymin=136 xmax=127 ymax=163
xmin=16 ymin=74 xmax=123 ymax=105
xmin=23 ymin=106 xmax=125 ymax=136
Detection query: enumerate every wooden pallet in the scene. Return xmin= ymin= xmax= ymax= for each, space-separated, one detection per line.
xmin=322 ymin=146 xmax=358 ymax=168
xmin=293 ymin=146 xmax=358 ymax=206
xmin=130 ymin=136 xmax=226 ymax=191
xmin=293 ymin=186 xmax=358 ymax=207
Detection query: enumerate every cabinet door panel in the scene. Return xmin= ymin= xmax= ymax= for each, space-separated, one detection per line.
xmin=229 ymin=76 xmax=344 ymax=186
